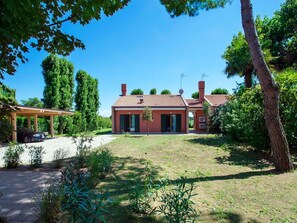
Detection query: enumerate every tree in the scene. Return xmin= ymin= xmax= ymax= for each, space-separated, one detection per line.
xmin=58 ymin=58 xmax=75 ymax=134
xmin=211 ymin=88 xmax=229 ymax=95
xmin=42 ymin=54 xmax=75 ymax=134
xmin=161 ymin=0 xmax=293 ymax=171
xmin=75 ymin=70 xmax=99 ymax=131
xmin=130 ymin=89 xmax=144 ymax=95
xmin=142 ymin=106 xmax=153 ymax=135
xmin=191 ymin=92 xmax=199 ymax=99
xmin=0 ymin=84 xmax=17 ymax=142
xmin=222 ymin=32 xmax=254 ymax=88
xmin=21 ymin=97 xmax=43 ymax=108
xmin=0 ymin=0 xmax=129 ymax=80
xmin=42 ymin=54 xmax=61 ymax=109
xmin=150 ymin=88 xmax=157 ymax=95
xmin=258 ymin=0 xmax=297 ymax=71
xmin=161 ymin=89 xmax=171 ymax=95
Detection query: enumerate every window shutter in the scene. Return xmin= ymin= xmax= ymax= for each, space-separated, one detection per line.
xmin=176 ymin=114 xmax=181 ymax=132
xmin=135 ymin=115 xmax=140 ymax=132
xmin=161 ymin=114 xmax=166 ymax=132
xmin=120 ymin=115 xmax=125 ymax=132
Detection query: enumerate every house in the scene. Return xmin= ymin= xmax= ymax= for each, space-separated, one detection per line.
xmin=111 ymin=81 xmax=228 ymax=134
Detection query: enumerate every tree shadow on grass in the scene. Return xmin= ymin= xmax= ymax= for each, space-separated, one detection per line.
xmin=215 ymin=145 xmax=271 ymax=169
xmin=100 ymin=156 xmax=161 ymax=197
xmin=203 ymin=210 xmax=261 ymax=223
xmin=186 ymin=136 xmax=271 ymax=169
xmin=186 ymin=135 xmax=235 ymax=147
xmin=99 ymin=156 xmax=162 ymax=223
xmin=167 ymin=169 xmax=278 ymax=185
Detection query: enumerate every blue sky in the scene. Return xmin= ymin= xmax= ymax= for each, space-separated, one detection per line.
xmin=3 ymin=0 xmax=285 ymax=116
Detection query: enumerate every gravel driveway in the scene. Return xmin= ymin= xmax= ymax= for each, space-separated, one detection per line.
xmin=0 ymin=135 xmax=116 ymax=167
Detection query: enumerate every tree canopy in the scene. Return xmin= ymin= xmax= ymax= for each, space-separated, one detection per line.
xmin=191 ymin=92 xmax=199 ymax=99
xmin=0 ymin=0 xmax=129 ymax=80
xmin=211 ymin=88 xmax=229 ymax=95
xmin=21 ymin=97 xmax=43 ymax=108
xmin=161 ymin=89 xmax=171 ymax=95
xmin=130 ymin=89 xmax=144 ymax=95
xmin=150 ymin=88 xmax=157 ymax=95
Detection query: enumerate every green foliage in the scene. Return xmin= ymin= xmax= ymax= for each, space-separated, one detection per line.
xmin=86 ymin=147 xmax=114 ymax=183
xmin=161 ymin=0 xmax=231 ymax=17
xmin=0 ymin=0 xmax=129 ymax=79
xmin=214 ymin=69 xmax=297 ymax=150
xmin=219 ymin=86 xmax=269 ymax=150
xmin=35 ymin=180 xmax=61 ymax=223
xmin=73 ymin=134 xmax=93 ymax=168
xmin=97 ymin=116 xmax=112 ymax=129
xmin=222 ymin=32 xmax=254 ymax=88
xmin=60 ymin=164 xmax=108 ymax=223
xmin=42 ymin=54 xmax=61 ymax=109
xmin=150 ymin=88 xmax=157 ymax=95
xmin=161 ymin=89 xmax=172 ymax=95
xmin=258 ymin=0 xmax=297 ymax=71
xmin=158 ymin=178 xmax=197 ymax=223
xmin=211 ymin=88 xmax=229 ymax=95
xmin=3 ymin=143 xmax=24 ymax=168
xmin=52 ymin=148 xmax=69 ymax=169
xmin=75 ymin=70 xmax=99 ymax=131
xmin=275 ymin=69 xmax=297 ymax=146
xmin=129 ymin=165 xmax=158 ymax=214
xmin=191 ymin=92 xmax=199 ymax=99
xmin=130 ymin=88 xmax=144 ymax=95
xmin=21 ymin=97 xmax=43 ymax=107
xmin=42 ymin=54 xmax=75 ymax=134
xmin=27 ymin=146 xmax=46 ymax=168
xmin=0 ymin=84 xmax=16 ymax=142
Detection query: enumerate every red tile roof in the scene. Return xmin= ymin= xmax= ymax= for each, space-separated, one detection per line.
xmin=185 ymin=99 xmax=203 ymax=108
xmin=204 ymin=95 xmax=229 ymax=106
xmin=113 ymin=95 xmax=187 ymax=107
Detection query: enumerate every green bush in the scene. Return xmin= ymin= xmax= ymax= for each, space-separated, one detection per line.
xmin=158 ymin=178 xmax=197 ymax=223
xmin=73 ymin=134 xmax=93 ymax=168
xmin=86 ymin=147 xmax=114 ymax=183
xmin=129 ymin=165 xmax=158 ymax=214
xmin=215 ymin=69 xmax=297 ymax=151
xmin=60 ymin=164 xmax=108 ymax=222
xmin=52 ymin=148 xmax=68 ymax=168
xmin=3 ymin=143 xmax=24 ymax=168
xmin=35 ymin=180 xmax=61 ymax=223
xmin=27 ymin=146 xmax=46 ymax=168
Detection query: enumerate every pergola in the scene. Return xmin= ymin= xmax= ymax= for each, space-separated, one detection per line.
xmin=9 ymin=105 xmax=74 ymax=142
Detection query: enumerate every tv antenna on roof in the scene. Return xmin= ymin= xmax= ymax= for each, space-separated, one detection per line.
xmin=180 ymin=73 xmax=187 ymax=89
xmin=201 ymin=73 xmax=209 ymax=80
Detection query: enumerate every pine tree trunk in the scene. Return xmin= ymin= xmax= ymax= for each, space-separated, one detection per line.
xmin=240 ymin=0 xmax=293 ymax=172
xmin=243 ymin=70 xmax=252 ymax=88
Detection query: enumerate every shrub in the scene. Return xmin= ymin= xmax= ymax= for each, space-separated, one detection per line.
xmin=129 ymin=165 xmax=158 ymax=214
xmin=72 ymin=133 xmax=93 ymax=168
xmin=158 ymin=178 xmax=197 ymax=223
xmin=86 ymin=147 xmax=114 ymax=183
xmin=27 ymin=145 xmax=46 ymax=168
xmin=60 ymin=164 xmax=108 ymax=222
xmin=34 ymin=180 xmax=61 ymax=223
xmin=3 ymin=143 xmax=24 ymax=168
xmin=52 ymin=148 xmax=68 ymax=168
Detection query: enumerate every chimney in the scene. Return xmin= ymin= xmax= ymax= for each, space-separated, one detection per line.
xmin=121 ymin=84 xmax=127 ymax=96
xmin=198 ymin=81 xmax=205 ymax=102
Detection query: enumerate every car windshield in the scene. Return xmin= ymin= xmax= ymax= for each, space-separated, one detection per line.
xmin=18 ymin=127 xmax=34 ymax=133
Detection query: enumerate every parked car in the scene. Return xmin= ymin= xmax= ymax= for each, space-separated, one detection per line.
xmin=17 ymin=127 xmax=46 ymax=143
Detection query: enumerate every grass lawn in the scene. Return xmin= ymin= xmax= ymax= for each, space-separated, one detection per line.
xmin=98 ymin=134 xmax=297 ymax=223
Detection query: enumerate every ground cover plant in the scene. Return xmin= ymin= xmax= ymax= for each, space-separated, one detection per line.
xmin=3 ymin=143 xmax=24 ymax=168
xmin=97 ymin=134 xmax=296 ymax=223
